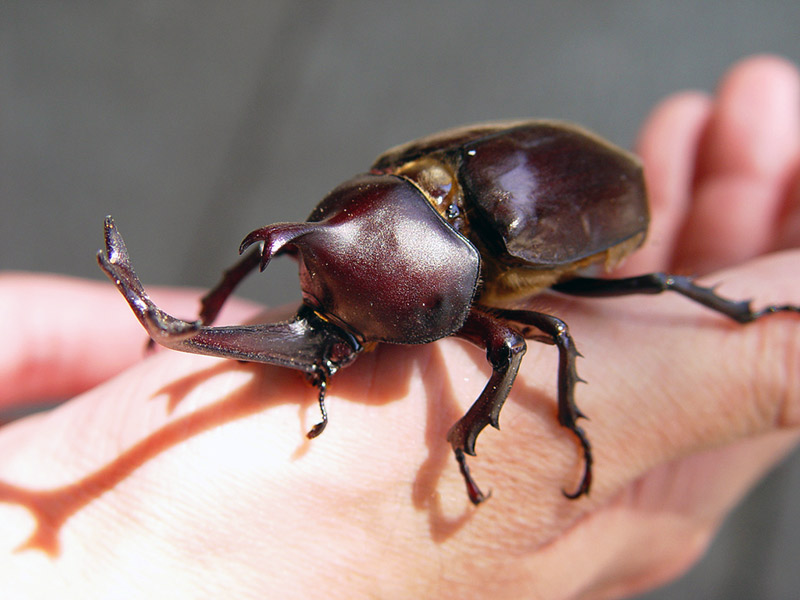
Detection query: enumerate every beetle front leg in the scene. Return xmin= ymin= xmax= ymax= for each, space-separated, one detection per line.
xmin=198 ymin=246 xmax=262 ymax=325
xmin=448 ymin=307 xmax=527 ymax=504
xmin=304 ymin=366 xmax=330 ymax=439
xmin=98 ymin=217 xmax=360 ymax=406
xmin=140 ymin=239 xmax=261 ymax=352
xmin=552 ymin=274 xmax=800 ymax=323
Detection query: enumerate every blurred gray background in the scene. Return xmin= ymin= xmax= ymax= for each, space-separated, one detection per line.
xmin=2 ymin=2 xmax=799 ymax=597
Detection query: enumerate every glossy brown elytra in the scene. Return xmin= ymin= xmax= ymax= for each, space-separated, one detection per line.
xmin=98 ymin=120 xmax=799 ymax=504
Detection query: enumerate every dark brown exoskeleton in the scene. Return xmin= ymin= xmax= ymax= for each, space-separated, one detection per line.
xmin=98 ymin=120 xmax=799 ymax=503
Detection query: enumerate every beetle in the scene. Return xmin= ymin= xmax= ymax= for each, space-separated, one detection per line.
xmin=98 ymin=120 xmax=799 ymax=504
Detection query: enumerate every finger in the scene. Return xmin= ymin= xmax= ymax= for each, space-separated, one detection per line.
xmin=675 ymin=55 xmax=800 ymax=273
xmin=0 ymin=273 xmax=261 ymax=409
xmin=695 ymin=55 xmax=800 ymax=182
xmin=616 ymin=92 xmax=712 ymax=275
xmin=775 ymin=164 xmax=800 ymax=250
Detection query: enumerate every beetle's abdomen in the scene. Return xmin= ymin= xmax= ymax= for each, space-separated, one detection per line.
xmin=458 ymin=122 xmax=649 ymax=268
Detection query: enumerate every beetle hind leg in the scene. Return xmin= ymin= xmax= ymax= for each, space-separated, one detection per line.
xmin=552 ymin=274 xmax=799 ymax=323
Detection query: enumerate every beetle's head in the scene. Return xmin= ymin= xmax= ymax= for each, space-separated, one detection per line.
xmin=240 ymin=174 xmax=480 ymax=344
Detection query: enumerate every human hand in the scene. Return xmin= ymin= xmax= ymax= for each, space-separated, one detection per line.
xmin=0 ymin=55 xmax=798 ymax=599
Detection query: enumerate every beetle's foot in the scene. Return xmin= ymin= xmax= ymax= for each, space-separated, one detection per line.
xmin=307 ymin=419 xmax=327 ymax=439
xmin=553 ymin=274 xmax=800 ymax=324
xmin=98 ymin=217 xmax=203 ymax=343
xmin=305 ymin=369 xmax=329 ymax=439
xmin=665 ymin=278 xmax=800 ymax=323
xmin=750 ymin=303 xmax=800 ymax=320
xmin=657 ymin=277 xmax=800 ymax=323
xmin=562 ymin=424 xmax=592 ymax=499
xmin=454 ymin=449 xmax=491 ymax=505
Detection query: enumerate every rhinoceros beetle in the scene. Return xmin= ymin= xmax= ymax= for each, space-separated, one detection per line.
xmin=98 ymin=120 xmax=799 ymax=504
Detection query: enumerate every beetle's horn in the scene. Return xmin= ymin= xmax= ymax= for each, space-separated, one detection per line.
xmin=239 ymin=223 xmax=320 ymax=271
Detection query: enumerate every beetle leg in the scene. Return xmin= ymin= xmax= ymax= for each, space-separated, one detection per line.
xmin=198 ymin=246 xmax=262 ymax=325
xmin=448 ymin=307 xmax=527 ymax=504
xmin=98 ymin=216 xmax=360 ymax=383
xmin=305 ymin=367 xmax=329 ymax=439
xmin=552 ymin=274 xmax=799 ymax=323
xmin=497 ymin=309 xmax=591 ymax=499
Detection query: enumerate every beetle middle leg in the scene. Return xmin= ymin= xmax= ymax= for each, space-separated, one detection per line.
xmin=500 ymin=308 xmax=591 ymax=500
xmin=552 ymin=274 xmax=800 ymax=322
